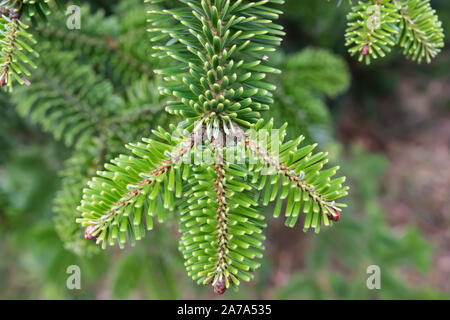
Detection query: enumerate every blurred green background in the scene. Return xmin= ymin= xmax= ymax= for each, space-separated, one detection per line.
xmin=0 ymin=0 xmax=449 ymax=299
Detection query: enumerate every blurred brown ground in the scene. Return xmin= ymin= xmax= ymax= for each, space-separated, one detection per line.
xmin=340 ymin=74 xmax=450 ymax=292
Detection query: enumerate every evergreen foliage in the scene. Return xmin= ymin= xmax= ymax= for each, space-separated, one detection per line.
xmin=34 ymin=2 xmax=156 ymax=85
xmin=12 ymin=50 xmax=118 ymax=146
xmin=0 ymin=0 xmax=64 ymax=90
xmin=7 ymin=0 xmax=171 ymax=255
xmin=75 ymin=0 xmax=348 ymax=294
xmin=0 ymin=0 xmax=447 ymax=297
xmin=344 ymin=0 xmax=445 ymax=64
xmin=52 ymin=78 xmax=168 ymax=254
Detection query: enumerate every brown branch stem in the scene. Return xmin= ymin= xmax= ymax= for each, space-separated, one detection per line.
xmin=244 ymin=137 xmax=341 ymax=222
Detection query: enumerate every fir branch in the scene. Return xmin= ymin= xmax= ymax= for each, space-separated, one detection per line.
xmin=396 ymin=0 xmax=444 ymax=63
xmin=344 ymin=0 xmax=444 ymax=64
xmin=245 ymin=132 xmax=343 ymax=225
xmin=345 ymin=0 xmax=401 ymax=64
xmin=0 ymin=14 xmax=19 ymax=86
xmin=11 ymin=51 xmax=116 ymax=146
xmin=245 ymin=119 xmax=348 ymax=231
xmin=77 ymin=132 xmax=194 ymax=248
xmin=75 ymin=0 xmax=349 ymax=294
xmin=53 ymin=78 xmax=168 ymax=255
xmin=0 ymin=4 xmax=36 ymax=88
xmin=32 ymin=2 xmax=155 ymax=85
xmin=147 ymin=0 xmax=284 ymax=129
xmin=0 ymin=0 xmax=63 ymax=89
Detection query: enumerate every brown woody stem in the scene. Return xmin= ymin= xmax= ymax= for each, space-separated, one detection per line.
xmin=212 ymin=150 xmax=229 ymax=294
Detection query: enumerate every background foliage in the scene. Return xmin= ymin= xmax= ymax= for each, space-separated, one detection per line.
xmin=0 ymin=0 xmax=449 ymax=299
